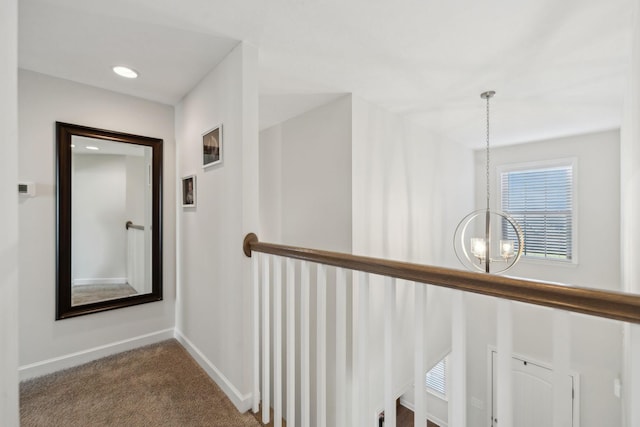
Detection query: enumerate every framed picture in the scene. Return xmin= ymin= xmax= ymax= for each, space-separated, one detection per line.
xmin=202 ymin=124 xmax=222 ymax=169
xmin=182 ymin=175 xmax=196 ymax=207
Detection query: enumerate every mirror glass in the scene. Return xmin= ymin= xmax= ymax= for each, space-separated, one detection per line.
xmin=71 ymin=137 xmax=152 ymax=306
xmin=57 ymin=122 xmax=163 ymax=319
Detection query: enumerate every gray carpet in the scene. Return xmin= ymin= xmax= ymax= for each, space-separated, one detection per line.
xmin=20 ymin=340 xmax=261 ymax=427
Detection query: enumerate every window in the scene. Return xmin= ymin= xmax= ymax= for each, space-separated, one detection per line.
xmin=499 ymin=160 xmax=575 ymax=262
xmin=426 ymin=355 xmax=448 ymax=399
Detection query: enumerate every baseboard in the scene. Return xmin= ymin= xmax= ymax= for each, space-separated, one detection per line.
xmin=19 ymin=328 xmax=174 ymax=381
xmin=399 ymin=397 xmax=448 ymax=427
xmin=72 ymin=277 xmax=128 ymax=286
xmin=174 ymin=329 xmax=252 ymax=413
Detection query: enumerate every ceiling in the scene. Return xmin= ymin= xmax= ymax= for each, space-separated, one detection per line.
xmin=19 ymin=0 xmax=634 ymax=147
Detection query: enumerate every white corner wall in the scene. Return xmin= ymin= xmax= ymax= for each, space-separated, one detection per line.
xmin=621 ymin=2 xmax=640 ymax=426
xmin=72 ymin=154 xmax=128 ymax=283
xmin=0 ymin=0 xmax=19 ymax=422
xmin=259 ymin=95 xmax=354 ymax=426
xmin=175 ymin=42 xmax=259 ymax=412
xmin=260 ymin=95 xmax=353 ymax=251
xmin=352 ymin=96 xmax=474 ymax=266
xmin=351 ymin=95 xmax=475 ymax=425
xmin=259 ymin=125 xmax=283 ymax=242
xmin=17 ymin=70 xmax=176 ymax=377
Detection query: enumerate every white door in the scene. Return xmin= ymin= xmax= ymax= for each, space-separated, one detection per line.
xmin=491 ymin=351 xmax=576 ymax=427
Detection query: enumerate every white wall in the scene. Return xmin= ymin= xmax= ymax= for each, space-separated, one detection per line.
xmin=476 ymin=130 xmax=621 ymax=289
xmin=125 ymin=155 xmax=146 ymax=227
xmin=17 ymin=69 xmax=176 ymax=374
xmin=352 ymin=96 xmax=474 ymax=266
xmin=463 ymin=294 xmax=623 ymax=427
xmin=259 ymin=125 xmax=283 ymax=242
xmin=260 ymin=95 xmax=354 ymax=426
xmin=72 ymin=154 xmax=127 ymax=283
xmin=260 ymin=95 xmax=353 ymax=251
xmin=266 ymin=95 xmax=353 ymax=252
xmin=0 ymin=0 xmax=19 ymax=422
xmin=622 ymin=2 xmax=640 ymax=426
xmin=175 ymin=42 xmax=259 ymax=411
xmin=352 ymin=95 xmax=475 ymax=425
xmin=466 ymin=131 xmax=622 ymax=427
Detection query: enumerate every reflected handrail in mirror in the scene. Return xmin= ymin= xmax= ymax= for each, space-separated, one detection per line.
xmin=126 ymin=221 xmax=145 ymax=231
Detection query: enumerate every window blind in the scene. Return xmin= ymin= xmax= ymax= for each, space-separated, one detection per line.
xmin=500 ymin=165 xmax=573 ymax=261
xmin=426 ymin=357 xmax=447 ymax=397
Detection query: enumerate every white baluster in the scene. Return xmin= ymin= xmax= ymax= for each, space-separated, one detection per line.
xmin=497 ymin=299 xmax=513 ymax=427
xmin=301 ymin=261 xmax=311 ymax=427
xmin=384 ymin=277 xmax=396 ymax=427
xmin=286 ymin=258 xmax=296 ymax=427
xmin=335 ymin=267 xmax=347 ymax=427
xmin=450 ymin=290 xmax=466 ymax=427
xmin=353 ymin=271 xmax=370 ymax=427
xmin=252 ymin=252 xmax=260 ymax=413
xmin=414 ymin=283 xmax=427 ymax=426
xmin=274 ymin=257 xmax=283 ymax=427
xmin=629 ymin=323 xmax=640 ymax=427
xmin=317 ymin=264 xmax=327 ymax=427
xmin=262 ymin=254 xmax=271 ymax=424
xmin=552 ymin=310 xmax=571 ymax=427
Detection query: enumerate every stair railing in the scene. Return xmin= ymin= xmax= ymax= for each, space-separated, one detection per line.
xmin=243 ymin=233 xmax=640 ymax=427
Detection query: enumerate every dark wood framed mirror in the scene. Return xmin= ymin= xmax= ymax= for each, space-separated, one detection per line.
xmin=56 ymin=122 xmax=163 ymax=319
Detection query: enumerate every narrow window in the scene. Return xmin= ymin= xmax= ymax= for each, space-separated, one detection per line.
xmin=426 ymin=356 xmax=448 ymax=399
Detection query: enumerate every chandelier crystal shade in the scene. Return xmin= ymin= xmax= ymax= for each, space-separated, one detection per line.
xmin=453 ymin=91 xmax=524 ymax=274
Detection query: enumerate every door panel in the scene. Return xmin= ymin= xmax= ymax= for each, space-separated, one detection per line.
xmin=491 ymin=352 xmax=575 ymax=427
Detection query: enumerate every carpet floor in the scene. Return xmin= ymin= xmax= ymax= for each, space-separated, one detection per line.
xmin=20 ymin=340 xmax=261 ymax=427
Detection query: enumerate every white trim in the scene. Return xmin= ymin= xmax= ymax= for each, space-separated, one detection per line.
xmin=399 ymin=397 xmax=448 ymax=427
xmin=72 ymin=277 xmax=128 ymax=286
xmin=174 ymin=328 xmax=252 ymax=413
xmin=19 ymin=328 xmax=174 ymax=381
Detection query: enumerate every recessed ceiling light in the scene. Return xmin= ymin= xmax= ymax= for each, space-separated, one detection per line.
xmin=112 ymin=66 xmax=138 ymax=79
xmin=86 ymin=146 xmax=99 ymax=151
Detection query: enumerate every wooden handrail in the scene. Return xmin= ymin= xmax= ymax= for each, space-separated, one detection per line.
xmin=243 ymin=233 xmax=640 ymax=324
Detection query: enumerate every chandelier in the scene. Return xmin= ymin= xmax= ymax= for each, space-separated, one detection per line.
xmin=453 ymin=91 xmax=524 ymax=274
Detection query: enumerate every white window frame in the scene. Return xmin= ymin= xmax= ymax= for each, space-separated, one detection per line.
xmin=497 ymin=158 xmax=578 ymax=265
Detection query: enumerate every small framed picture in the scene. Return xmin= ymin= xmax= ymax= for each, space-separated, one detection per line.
xmin=202 ymin=124 xmax=222 ymax=169
xmin=182 ymin=175 xmax=196 ymax=207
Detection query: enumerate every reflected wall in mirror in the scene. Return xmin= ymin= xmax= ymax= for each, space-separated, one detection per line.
xmin=56 ymin=122 xmax=163 ymax=319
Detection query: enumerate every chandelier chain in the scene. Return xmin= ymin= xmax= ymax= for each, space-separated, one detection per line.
xmin=485 ymin=94 xmax=491 ymax=210
xmin=453 ymin=90 xmax=524 ymax=274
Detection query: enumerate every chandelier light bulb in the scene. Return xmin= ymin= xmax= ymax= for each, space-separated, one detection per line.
xmin=471 ymin=238 xmax=487 ymax=259
xmin=500 ymin=240 xmax=515 ymax=258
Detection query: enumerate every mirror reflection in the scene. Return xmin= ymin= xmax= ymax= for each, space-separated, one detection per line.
xmin=56 ymin=122 xmax=163 ymax=320
xmin=71 ymin=137 xmax=153 ymax=306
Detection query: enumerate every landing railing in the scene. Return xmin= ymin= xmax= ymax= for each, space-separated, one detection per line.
xmin=126 ymin=221 xmax=145 ymax=293
xmin=243 ymin=233 xmax=640 ymax=427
